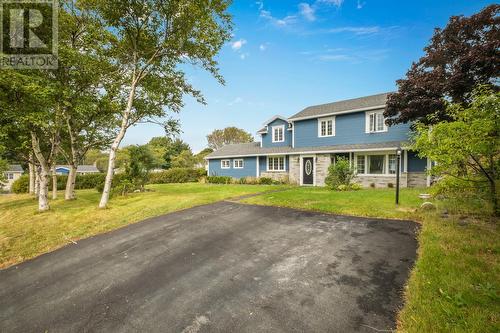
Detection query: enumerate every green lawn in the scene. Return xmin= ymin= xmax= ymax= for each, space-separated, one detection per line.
xmin=242 ymin=187 xmax=500 ymax=333
xmin=242 ymin=186 xmax=423 ymax=219
xmin=0 ymin=183 xmax=282 ymax=268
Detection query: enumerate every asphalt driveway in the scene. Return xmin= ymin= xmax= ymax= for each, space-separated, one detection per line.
xmin=0 ymin=201 xmax=419 ymax=333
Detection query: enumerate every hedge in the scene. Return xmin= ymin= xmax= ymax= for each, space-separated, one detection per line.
xmin=148 ymin=168 xmax=206 ymax=184
xmin=206 ymin=176 xmax=232 ymax=184
xmin=11 ymin=173 xmax=107 ymax=194
xmin=11 ymin=168 xmax=207 ymax=194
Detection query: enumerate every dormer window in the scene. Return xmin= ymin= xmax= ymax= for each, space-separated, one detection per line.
xmin=272 ymin=125 xmax=284 ymax=142
xmin=318 ymin=117 xmax=335 ymax=137
xmin=366 ymin=111 xmax=388 ymax=133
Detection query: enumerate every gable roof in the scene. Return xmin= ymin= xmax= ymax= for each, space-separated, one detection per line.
xmin=262 ymin=115 xmax=288 ymax=126
xmin=288 ymin=92 xmax=390 ymax=121
xmin=7 ymin=164 xmax=23 ymax=172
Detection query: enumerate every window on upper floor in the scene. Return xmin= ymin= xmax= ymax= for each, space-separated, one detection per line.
xmin=318 ymin=117 xmax=335 ymax=137
xmin=272 ymin=125 xmax=284 ymax=142
xmin=221 ymin=160 xmax=230 ymax=169
xmin=233 ymin=159 xmax=244 ymax=169
xmin=366 ymin=111 xmax=388 ymax=133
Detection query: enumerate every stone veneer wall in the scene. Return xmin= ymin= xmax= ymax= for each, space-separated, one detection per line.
xmin=407 ymin=172 xmax=427 ymax=187
xmin=315 ymin=154 xmax=330 ymax=186
xmin=288 ymin=156 xmax=300 ymax=185
xmin=260 ymin=171 xmax=289 ymax=183
xmin=354 ymin=174 xmax=408 ymax=188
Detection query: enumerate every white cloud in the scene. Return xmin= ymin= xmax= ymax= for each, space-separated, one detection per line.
xmin=260 ymin=9 xmax=297 ymax=27
xmin=324 ymin=26 xmax=380 ymax=35
xmin=317 ymin=54 xmax=351 ymax=61
xmin=240 ymin=53 xmax=249 ymax=60
xmin=259 ymin=43 xmax=267 ymax=51
xmin=256 ymin=1 xmax=264 ymax=10
xmin=231 ymin=39 xmax=247 ymax=51
xmin=357 ymin=0 xmax=365 ymax=9
xmin=299 ymin=3 xmax=316 ymax=21
xmin=228 ymin=97 xmax=243 ymax=106
xmin=318 ymin=0 xmax=344 ymax=7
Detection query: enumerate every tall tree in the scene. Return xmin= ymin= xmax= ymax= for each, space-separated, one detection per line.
xmin=56 ymin=1 xmax=119 ymax=200
xmin=81 ymin=0 xmax=233 ymax=208
xmin=412 ymin=87 xmax=500 ymax=216
xmin=385 ymin=4 xmax=500 ymax=125
xmin=207 ymin=127 xmax=254 ymax=150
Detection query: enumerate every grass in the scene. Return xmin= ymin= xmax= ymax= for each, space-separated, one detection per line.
xmin=242 ymin=186 xmax=423 ymax=219
xmin=242 ymin=187 xmax=499 ymax=332
xmin=0 ymin=183 xmax=282 ymax=269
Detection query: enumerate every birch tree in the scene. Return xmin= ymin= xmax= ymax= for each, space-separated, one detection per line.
xmin=81 ymin=0 xmax=233 ymax=208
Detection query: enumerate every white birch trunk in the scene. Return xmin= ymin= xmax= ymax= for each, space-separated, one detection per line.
xmin=38 ymin=166 xmax=50 ymax=211
xmin=31 ymin=132 xmax=50 ymax=211
xmin=35 ymin=169 xmax=40 ymax=197
xmin=28 ymin=156 xmax=35 ymax=195
xmin=51 ymin=165 xmax=57 ymax=199
xmin=65 ymin=164 xmax=77 ymax=200
xmin=98 ymin=82 xmax=136 ymax=208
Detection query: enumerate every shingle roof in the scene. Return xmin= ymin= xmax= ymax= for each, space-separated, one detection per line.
xmin=8 ymin=164 xmax=23 ymax=172
xmin=288 ymin=92 xmax=390 ymax=120
xmin=206 ymin=141 xmax=406 ymax=159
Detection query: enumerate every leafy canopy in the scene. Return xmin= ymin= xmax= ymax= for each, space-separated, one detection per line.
xmin=385 ymin=4 xmax=500 ymax=125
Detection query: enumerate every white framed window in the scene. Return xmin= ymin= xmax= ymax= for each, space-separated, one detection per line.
xmin=356 ymin=155 xmax=365 ymax=174
xmin=366 ymin=111 xmax=388 ymax=133
xmin=272 ymin=125 xmax=284 ymax=142
xmin=368 ymin=155 xmax=385 ymax=174
xmin=6 ymin=173 xmax=14 ymax=180
xmin=221 ymin=159 xmax=230 ymax=169
xmin=233 ymin=159 xmax=244 ymax=169
xmin=267 ymin=156 xmax=285 ymax=171
xmin=388 ymin=154 xmax=397 ymax=174
xmin=318 ymin=117 xmax=335 ymax=137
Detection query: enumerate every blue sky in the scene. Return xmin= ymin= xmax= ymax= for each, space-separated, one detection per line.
xmin=123 ymin=0 xmax=494 ymax=152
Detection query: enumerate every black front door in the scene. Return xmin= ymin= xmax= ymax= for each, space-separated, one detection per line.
xmin=302 ymin=157 xmax=314 ymax=185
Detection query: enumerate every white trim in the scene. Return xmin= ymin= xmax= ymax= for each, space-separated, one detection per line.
xmin=317 ymin=116 xmax=335 ymax=137
xmin=206 ymin=146 xmax=406 ymax=159
xmin=233 ymin=159 xmax=244 ymax=169
xmin=365 ymin=110 xmax=388 ymax=133
xmin=221 ymin=159 xmax=230 ymax=169
xmin=256 ymin=156 xmax=259 ymax=177
xmin=404 ymin=150 xmax=408 ymax=173
xmin=354 ymin=151 xmax=399 ymax=176
xmin=266 ymin=156 xmax=286 ymax=172
xmin=271 ymin=125 xmax=285 ymax=143
xmin=426 ymin=158 xmax=431 ymax=187
xmin=263 ymin=115 xmax=287 ymax=126
xmin=207 ymin=160 xmax=210 ymax=176
xmin=289 ymin=105 xmax=386 ymax=121
xmin=299 ymin=154 xmax=316 ymax=186
xmin=291 ymin=121 xmax=295 ymax=148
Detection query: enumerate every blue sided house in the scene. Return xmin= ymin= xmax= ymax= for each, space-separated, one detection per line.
xmin=206 ymin=93 xmax=430 ymax=187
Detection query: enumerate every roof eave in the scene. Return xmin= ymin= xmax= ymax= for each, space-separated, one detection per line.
xmin=288 ymin=104 xmax=386 ymax=121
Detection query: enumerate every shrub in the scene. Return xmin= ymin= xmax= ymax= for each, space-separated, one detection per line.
xmin=148 ymin=168 xmax=205 ymax=184
xmin=11 ymin=173 xmax=106 ymax=193
xmin=206 ymin=176 xmax=232 ymax=184
xmin=325 ymin=157 xmax=355 ymax=190
xmin=259 ymin=177 xmax=273 ymax=185
xmin=350 ymin=183 xmax=362 ymax=190
xmin=11 ymin=175 xmax=29 ymax=193
xmin=337 ymin=184 xmax=349 ymax=191
xmin=370 ymin=182 xmax=376 ymax=188
xmin=387 ymin=182 xmax=394 ymax=188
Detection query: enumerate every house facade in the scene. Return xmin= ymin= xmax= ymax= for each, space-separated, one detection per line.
xmin=55 ymin=165 xmax=100 ymax=175
xmin=2 ymin=164 xmax=24 ymax=191
xmin=206 ymin=93 xmax=429 ymax=188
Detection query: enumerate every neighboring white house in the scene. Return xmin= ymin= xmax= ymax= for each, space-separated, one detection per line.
xmin=55 ymin=165 xmax=100 ymax=175
xmin=2 ymin=164 xmax=24 ymax=191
